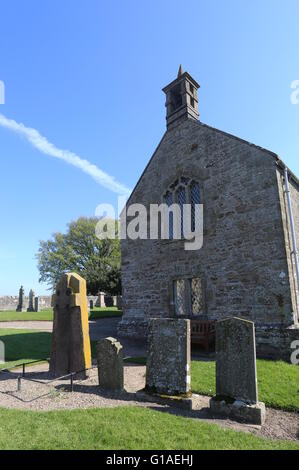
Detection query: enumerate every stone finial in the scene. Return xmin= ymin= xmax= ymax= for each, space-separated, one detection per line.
xmin=96 ymin=337 xmax=124 ymax=391
xmin=146 ymin=318 xmax=191 ymax=396
xmin=50 ymin=273 xmax=91 ymax=379
xmin=178 ymin=64 xmax=183 ymax=77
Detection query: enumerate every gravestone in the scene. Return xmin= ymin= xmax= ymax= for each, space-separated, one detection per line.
xmin=50 ymin=273 xmax=92 ymax=379
xmin=146 ymin=318 xmax=191 ymax=396
xmin=27 ymin=289 xmax=35 ymax=312
xmin=96 ymin=337 xmax=124 ymax=391
xmin=210 ymin=317 xmax=266 ymax=424
xmin=34 ymin=297 xmax=40 ymax=312
xmin=89 ymin=299 xmax=94 ymax=310
xmin=116 ymin=296 xmax=122 ymax=309
xmin=16 ymin=286 xmax=25 ymax=312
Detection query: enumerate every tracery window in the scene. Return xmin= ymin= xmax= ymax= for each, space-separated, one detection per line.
xmin=163 ymin=177 xmax=201 ymax=239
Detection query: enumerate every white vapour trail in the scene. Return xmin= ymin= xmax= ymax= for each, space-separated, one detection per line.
xmin=0 ymin=113 xmax=131 ymax=196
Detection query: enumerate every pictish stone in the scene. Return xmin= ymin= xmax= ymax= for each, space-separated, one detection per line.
xmin=16 ymin=286 xmax=25 ymax=312
xmin=145 ymin=318 xmax=191 ymax=396
xmin=27 ymin=289 xmax=35 ymax=312
xmin=96 ymin=337 xmax=124 ymax=391
xmin=50 ymin=273 xmax=92 ymax=379
xmin=210 ymin=317 xmax=266 ymax=425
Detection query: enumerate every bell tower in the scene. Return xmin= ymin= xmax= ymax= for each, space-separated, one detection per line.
xmin=162 ymin=65 xmax=200 ymax=129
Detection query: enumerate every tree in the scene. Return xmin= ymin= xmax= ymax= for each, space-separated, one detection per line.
xmin=36 ymin=217 xmax=121 ymax=295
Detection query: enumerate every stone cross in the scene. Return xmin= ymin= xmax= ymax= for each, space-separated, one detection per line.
xmin=27 ymin=289 xmax=35 ymax=312
xmin=16 ymin=286 xmax=25 ymax=312
xmin=146 ymin=318 xmax=191 ymax=396
xmin=50 ymin=273 xmax=92 ymax=379
xmin=96 ymin=337 xmax=124 ymax=391
xmin=210 ymin=317 xmax=266 ymax=424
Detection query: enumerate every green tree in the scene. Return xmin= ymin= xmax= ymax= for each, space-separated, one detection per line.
xmin=36 ymin=217 xmax=121 ymax=295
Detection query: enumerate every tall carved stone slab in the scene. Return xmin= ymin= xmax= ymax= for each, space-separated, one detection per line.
xmin=210 ymin=317 xmax=266 ymax=424
xmin=146 ymin=318 xmax=191 ymax=396
xmin=50 ymin=273 xmax=91 ymax=379
xmin=16 ymin=286 xmax=25 ymax=312
xmin=27 ymin=289 xmax=35 ymax=312
xmin=96 ymin=337 xmax=124 ymax=391
xmin=216 ymin=317 xmax=258 ymax=403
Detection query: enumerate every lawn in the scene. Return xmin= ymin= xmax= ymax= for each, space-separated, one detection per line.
xmin=0 ymin=329 xmax=51 ymax=369
xmin=0 ymin=406 xmax=297 ymax=450
xmin=191 ymin=360 xmax=299 ymax=412
xmin=0 ymin=307 xmax=122 ymax=322
xmin=1 ymin=329 xmax=298 ymax=412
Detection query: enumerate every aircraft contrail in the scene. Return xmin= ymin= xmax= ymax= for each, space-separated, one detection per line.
xmin=0 ymin=113 xmax=131 ymax=196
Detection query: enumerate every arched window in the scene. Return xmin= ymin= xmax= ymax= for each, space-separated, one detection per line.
xmin=163 ymin=177 xmax=201 ymax=239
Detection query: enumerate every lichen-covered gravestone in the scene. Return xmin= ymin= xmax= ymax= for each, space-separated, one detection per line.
xmin=50 ymin=273 xmax=92 ymax=379
xmin=146 ymin=318 xmax=191 ymax=396
xmin=210 ymin=317 xmax=266 ymax=424
xmin=27 ymin=289 xmax=35 ymax=312
xmin=96 ymin=337 xmax=124 ymax=391
xmin=16 ymin=286 xmax=25 ymax=312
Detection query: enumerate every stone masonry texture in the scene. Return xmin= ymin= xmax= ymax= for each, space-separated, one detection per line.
xmin=118 ymin=113 xmax=299 ymax=360
xmin=96 ymin=337 xmax=124 ymax=391
xmin=215 ymin=317 xmax=258 ymax=403
xmin=146 ymin=318 xmax=191 ymax=395
xmin=50 ymin=273 xmax=91 ymax=379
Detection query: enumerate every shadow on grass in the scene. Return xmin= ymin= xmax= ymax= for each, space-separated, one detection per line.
xmin=0 ymin=331 xmax=51 ymax=370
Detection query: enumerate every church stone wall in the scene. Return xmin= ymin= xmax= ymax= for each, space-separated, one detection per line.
xmin=119 ymin=118 xmax=298 ymax=358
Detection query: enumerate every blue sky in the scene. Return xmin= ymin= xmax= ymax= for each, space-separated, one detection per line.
xmin=0 ymin=0 xmax=299 ymax=295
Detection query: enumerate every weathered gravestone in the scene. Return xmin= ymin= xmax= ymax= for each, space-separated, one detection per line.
xmin=146 ymin=318 xmax=191 ymax=396
xmin=16 ymin=286 xmax=25 ymax=312
xmin=34 ymin=297 xmax=40 ymax=312
xmin=27 ymin=289 xmax=35 ymax=312
xmin=96 ymin=337 xmax=124 ymax=391
xmin=50 ymin=273 xmax=92 ymax=379
xmin=210 ymin=317 xmax=266 ymax=424
xmin=89 ymin=299 xmax=94 ymax=310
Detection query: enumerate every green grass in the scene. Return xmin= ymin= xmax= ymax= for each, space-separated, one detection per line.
xmin=88 ymin=307 xmax=122 ymax=319
xmin=0 ymin=329 xmax=51 ymax=369
xmin=0 ymin=406 xmax=297 ymax=450
xmin=0 ymin=307 xmax=122 ymax=322
xmin=0 ymin=309 xmax=54 ymax=322
xmin=191 ymin=359 xmax=299 ymax=412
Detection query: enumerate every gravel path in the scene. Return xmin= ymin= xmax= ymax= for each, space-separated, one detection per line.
xmin=0 ymin=363 xmax=298 ymax=443
xmin=0 ymin=321 xmax=53 ymax=331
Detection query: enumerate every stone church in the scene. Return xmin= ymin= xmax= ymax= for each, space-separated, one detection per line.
xmin=118 ymin=66 xmax=299 ymax=359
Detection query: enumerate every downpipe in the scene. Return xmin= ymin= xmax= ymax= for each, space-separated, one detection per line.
xmin=284 ymin=167 xmax=299 ymax=319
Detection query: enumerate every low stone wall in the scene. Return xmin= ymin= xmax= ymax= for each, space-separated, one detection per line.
xmin=118 ymin=317 xmax=299 ymax=362
xmin=255 ymin=325 xmax=299 ymax=361
xmin=0 ymin=295 xmax=52 ymax=311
